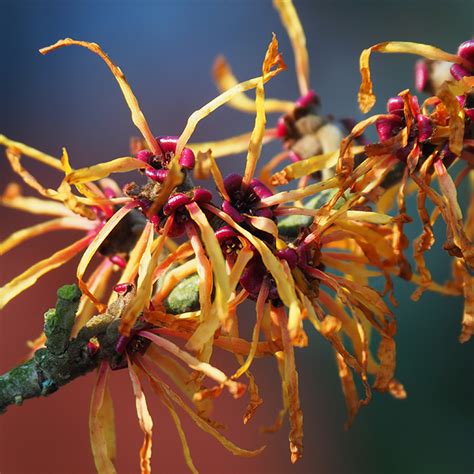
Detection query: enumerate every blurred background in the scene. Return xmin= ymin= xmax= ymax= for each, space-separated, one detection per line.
xmin=0 ymin=0 xmax=473 ymax=473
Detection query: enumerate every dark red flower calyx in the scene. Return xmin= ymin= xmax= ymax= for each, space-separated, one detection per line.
xmin=161 ymin=188 xmax=212 ymax=238
xmin=276 ymin=247 xmax=298 ymax=269
xmin=239 ymin=256 xmax=281 ymax=304
xmin=136 ymin=136 xmax=196 ymax=183
xmin=221 ymin=173 xmax=274 ymax=221
xmin=450 ymin=40 xmax=474 ymax=80
xmin=215 ymin=225 xmax=243 ymax=258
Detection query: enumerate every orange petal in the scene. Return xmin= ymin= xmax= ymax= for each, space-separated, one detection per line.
xmin=0 ymin=216 xmax=94 ymax=256
xmin=0 ymin=134 xmax=62 ymax=170
xmin=335 ymin=352 xmax=360 ymax=429
xmin=120 ymin=220 xmax=170 ymax=336
xmin=73 ymin=259 xmax=114 ymax=336
xmin=243 ymin=34 xmax=284 ymax=187
xmin=127 ymin=360 xmax=153 ymax=474
xmin=229 ymin=246 xmax=254 ymax=292
xmin=273 ymin=0 xmax=309 ymax=95
xmin=187 ymin=203 xmax=230 ymax=324
xmin=212 ymin=55 xmax=293 ymax=114
xmin=373 ymin=330 xmax=397 ymax=392
xmin=139 ymin=365 xmax=198 ymax=474
xmin=89 ymin=361 xmax=117 ymax=474
xmin=260 ymin=176 xmax=339 ymax=207
xmin=77 ymin=204 xmax=136 ymax=310
xmin=5 ymin=149 xmax=96 ymax=219
xmin=457 ymin=261 xmax=474 ymax=343
xmin=175 ymin=35 xmax=286 ymax=159
xmin=275 ymin=307 xmax=304 ymax=463
xmin=0 ymin=236 xmax=90 ymax=311
xmin=140 ymin=355 xmax=265 ymax=458
xmin=144 ymin=345 xmax=211 ymax=414
xmin=204 ymin=205 xmax=303 ymax=342
xmin=183 ymin=222 xmax=214 ymax=352
xmin=206 ymin=150 xmax=230 ymax=200
xmin=40 ymin=39 xmax=161 ymax=155
xmin=67 ymin=157 xmax=149 ymax=184
xmin=0 ymin=183 xmax=73 ymax=216
xmin=233 ymin=283 xmax=270 ymax=379
xmin=358 ymin=41 xmax=466 ymax=113
xmin=140 ymin=331 xmax=244 ymax=399
xmin=271 ymin=151 xmax=339 ymax=185
xmin=117 ymin=222 xmax=154 ymax=288
xmin=152 ymin=259 xmax=197 ymax=304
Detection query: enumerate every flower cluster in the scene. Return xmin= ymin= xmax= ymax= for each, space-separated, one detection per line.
xmin=0 ymin=1 xmax=472 ymax=473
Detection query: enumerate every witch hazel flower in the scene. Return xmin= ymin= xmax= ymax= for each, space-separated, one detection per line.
xmin=205 ymin=1 xmax=345 ymax=189
xmin=215 ymin=225 xmax=244 ymax=263
xmin=0 ymin=138 xmax=139 ymax=312
xmin=375 ymin=95 xmax=437 ymax=165
xmin=221 ymin=173 xmax=275 ymax=222
xmin=3 ymin=1 xmax=473 ymax=472
xmin=342 ymin=35 xmax=474 ymax=313
xmin=161 ymin=188 xmax=213 ymax=237
xmin=136 ymin=135 xmax=196 ymax=183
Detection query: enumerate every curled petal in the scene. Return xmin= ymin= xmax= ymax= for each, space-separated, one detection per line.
xmin=0 ymin=236 xmax=90 ymax=311
xmin=206 ymin=150 xmax=230 ymax=200
xmin=336 ymin=353 xmax=360 ymax=430
xmin=40 ymin=39 xmax=161 ymax=155
xmin=117 ymin=222 xmax=155 ymax=289
xmin=373 ymin=330 xmax=397 ymax=392
xmin=247 ymin=216 xmax=279 ymax=239
xmin=175 ymin=35 xmax=286 ymax=159
xmin=229 ymin=247 xmax=254 ymax=292
xmin=242 ymin=33 xmax=287 ymax=188
xmin=358 ymin=41 xmax=467 ymax=113
xmin=213 ymin=56 xmax=292 ymax=113
xmin=275 ymin=307 xmax=304 ymax=463
xmin=73 ymin=259 xmax=114 ymax=336
xmin=243 ymin=64 xmax=266 ymax=186
xmin=457 ymin=261 xmax=474 ymax=343
xmin=184 ymin=223 xmax=214 ymax=352
xmin=233 ymin=283 xmax=270 ymax=379
xmin=144 ymin=345 xmax=211 ymax=414
xmin=5 ymin=149 xmax=95 ymax=219
xmin=0 ymin=134 xmax=62 ymax=170
xmin=437 ymin=81 xmax=465 ymax=157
